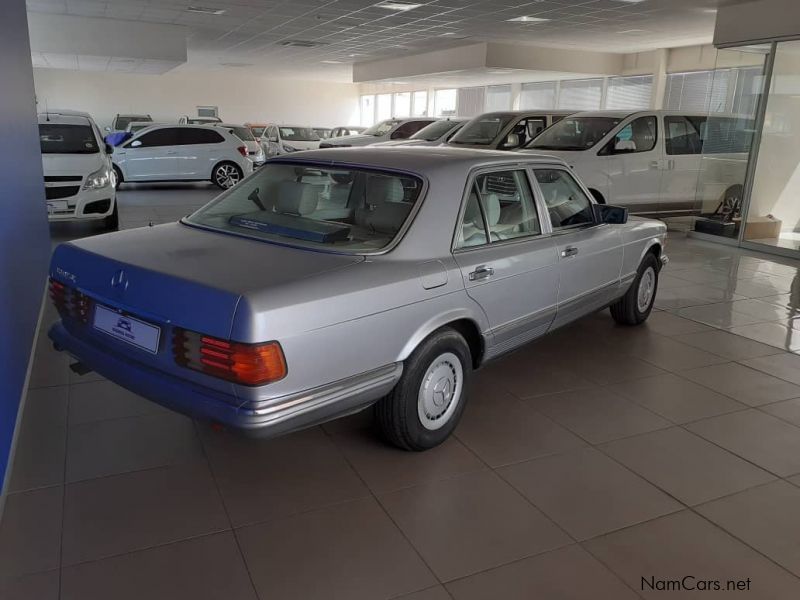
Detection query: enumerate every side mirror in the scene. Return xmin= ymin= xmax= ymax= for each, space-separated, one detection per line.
xmin=130 ymin=140 xmax=142 ymax=148
xmin=104 ymin=143 xmax=114 ymax=154
xmin=502 ymin=133 xmax=520 ymax=149
xmin=593 ymin=204 xmax=628 ymax=225
xmin=614 ymin=139 xmax=637 ymax=153
xmin=104 ymin=126 xmax=111 ymax=132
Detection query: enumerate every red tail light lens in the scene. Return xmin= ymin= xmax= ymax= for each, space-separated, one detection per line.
xmin=173 ymin=328 xmax=287 ymax=386
xmin=237 ymin=145 xmax=248 ymax=157
xmin=49 ymin=278 xmax=93 ymax=324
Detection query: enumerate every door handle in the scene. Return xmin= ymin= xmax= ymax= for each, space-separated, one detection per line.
xmin=468 ymin=265 xmax=494 ymax=281
xmin=649 ymin=160 xmax=660 ymax=169
xmin=560 ymin=246 xmax=579 ymax=258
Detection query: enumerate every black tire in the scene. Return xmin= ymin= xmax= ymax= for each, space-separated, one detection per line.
xmin=112 ymin=165 xmax=123 ymax=190
xmin=610 ymin=252 xmax=660 ymax=325
xmin=375 ymin=328 xmax=472 ymax=451
xmin=102 ymin=202 xmax=119 ymax=231
xmin=212 ymin=162 xmax=243 ymax=189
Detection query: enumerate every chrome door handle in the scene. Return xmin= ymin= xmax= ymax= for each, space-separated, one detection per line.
xmin=468 ymin=265 xmax=494 ymax=281
xmin=561 ymin=246 xmax=579 ymax=258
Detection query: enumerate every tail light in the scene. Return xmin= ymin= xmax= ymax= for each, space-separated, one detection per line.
xmin=49 ymin=278 xmax=93 ymax=324
xmin=173 ymin=328 xmax=287 ymax=386
xmin=237 ymin=145 xmax=248 ymax=157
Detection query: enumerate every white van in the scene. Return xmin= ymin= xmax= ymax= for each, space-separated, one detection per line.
xmin=447 ymin=111 xmax=573 ymax=151
xmin=261 ymin=124 xmax=321 ymax=157
xmin=38 ymin=110 xmax=118 ymax=229
xmin=520 ymin=110 xmax=751 ymax=216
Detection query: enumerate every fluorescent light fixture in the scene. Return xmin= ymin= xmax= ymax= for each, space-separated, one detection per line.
xmin=321 ymin=60 xmax=343 ymax=64
xmin=506 ymin=15 xmax=550 ymax=22
xmin=612 ymin=0 xmax=647 ymax=3
xmin=618 ymin=29 xmax=649 ymax=34
xmin=439 ymin=32 xmax=457 ymax=36
xmin=377 ymin=2 xmax=422 ymax=11
xmin=186 ymin=6 xmax=226 ymax=15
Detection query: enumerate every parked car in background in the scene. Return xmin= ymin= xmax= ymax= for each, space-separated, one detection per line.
xmin=245 ymin=122 xmax=268 ymax=143
xmin=48 ymin=147 xmax=666 ymax=450
xmin=320 ymin=118 xmax=436 ymax=147
xmin=38 ymin=109 xmax=118 ymax=229
xmin=111 ymin=124 xmax=253 ymax=190
xmin=313 ymin=127 xmax=332 ymax=139
xmin=261 ymin=124 xmax=321 ymax=157
xmin=447 ymin=110 xmax=572 ymax=151
xmin=107 ymin=113 xmax=152 ymax=133
xmin=179 ymin=115 xmax=222 ymax=125
xmin=126 ymin=121 xmax=161 ymax=134
xmin=213 ymin=123 xmax=266 ymax=167
xmin=330 ymin=125 xmax=366 ymax=138
xmin=371 ymin=118 xmax=467 ymax=147
xmin=519 ymin=110 xmax=752 ymax=216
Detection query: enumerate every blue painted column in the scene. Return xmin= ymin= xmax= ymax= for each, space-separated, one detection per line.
xmin=0 ymin=0 xmax=51 ymax=492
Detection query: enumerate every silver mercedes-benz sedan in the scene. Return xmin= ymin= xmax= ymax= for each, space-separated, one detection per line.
xmin=48 ymin=147 xmax=667 ymax=450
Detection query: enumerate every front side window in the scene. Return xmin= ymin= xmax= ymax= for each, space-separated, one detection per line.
xmin=450 ymin=115 xmax=514 ymax=145
xmin=603 ymin=116 xmax=657 ymax=154
xmin=362 ymin=119 xmax=401 ymax=137
xmin=535 ymin=169 xmax=595 ymax=229
xmin=127 ymin=128 xmax=180 ymax=148
xmin=185 ymin=163 xmax=422 ymax=253
xmin=39 ymin=124 xmax=98 ymax=154
xmin=527 ymin=116 xmax=622 ymax=151
xmin=278 ymin=127 xmax=320 ymax=142
xmin=411 ymin=119 xmax=462 ymax=141
xmin=391 ymin=120 xmax=432 ymax=139
xmin=665 ymin=116 xmax=705 ymax=155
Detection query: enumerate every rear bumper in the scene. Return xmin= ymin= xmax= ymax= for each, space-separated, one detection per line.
xmin=48 ymin=322 xmax=401 ymax=437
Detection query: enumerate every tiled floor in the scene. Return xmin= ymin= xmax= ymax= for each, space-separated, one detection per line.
xmin=3 ymin=184 xmax=800 ymax=598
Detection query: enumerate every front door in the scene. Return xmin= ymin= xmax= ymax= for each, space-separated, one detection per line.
xmin=453 ymin=168 xmax=559 ymax=358
xmin=531 ymin=167 xmax=624 ymax=328
xmin=117 ymin=127 xmax=179 ymax=181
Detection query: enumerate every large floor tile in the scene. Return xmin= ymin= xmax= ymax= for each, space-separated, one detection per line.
xmin=642 ymin=311 xmax=713 ymax=336
xmin=600 ymin=427 xmax=775 ymax=505
xmin=0 ymin=486 xmax=63 ymax=577
xmin=528 ymin=387 xmax=670 ymax=444
xmin=237 ymin=498 xmax=435 ymax=600
xmin=380 ymin=470 xmax=570 ymax=581
xmin=675 ymin=303 xmax=767 ymax=328
xmin=67 ymin=379 xmax=165 ymax=426
xmin=62 ymin=463 xmax=229 ymax=565
xmin=201 ymin=427 xmax=369 ymax=526
xmin=742 ymin=352 xmax=800 ymax=385
xmin=729 ymin=321 xmax=800 ymax=351
xmin=395 ymin=587 xmax=453 ymax=600
xmin=66 ymin=411 xmax=203 ymax=482
xmin=760 ymin=398 xmax=800 ymax=427
xmin=61 ymin=532 xmax=256 ymax=600
xmin=673 ymin=329 xmax=783 ymax=360
xmin=687 ymin=410 xmax=800 ymax=477
xmin=0 ymin=570 xmax=59 ymax=600
xmin=682 ymin=362 xmax=800 ymax=407
xmin=608 ymin=373 xmax=746 ymax=424
xmin=484 ymin=355 xmax=596 ymax=399
xmin=446 ymin=545 xmax=638 ymax=600
xmin=697 ymin=481 xmax=800 ymax=578
xmin=585 ymin=510 xmax=800 ymax=599
xmin=617 ymin=334 xmax=728 ymax=372
xmin=728 ymin=298 xmax=796 ymax=321
xmin=455 ymin=392 xmax=584 ymax=467
xmin=7 ymin=386 xmax=68 ymax=492
xmin=499 ymin=447 xmax=681 ymax=540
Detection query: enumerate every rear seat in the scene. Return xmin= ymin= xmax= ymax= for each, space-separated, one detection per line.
xmin=355 ymin=176 xmax=412 ymax=235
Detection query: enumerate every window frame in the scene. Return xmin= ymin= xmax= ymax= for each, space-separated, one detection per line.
xmin=124 ymin=127 xmax=181 ymax=148
xmin=531 ymin=167 xmax=599 ymax=233
xmin=597 ymin=114 xmax=659 ymax=156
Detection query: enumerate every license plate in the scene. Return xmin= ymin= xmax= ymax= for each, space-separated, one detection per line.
xmin=93 ymin=305 xmax=161 ymax=354
xmin=47 ymin=201 xmax=68 ymax=213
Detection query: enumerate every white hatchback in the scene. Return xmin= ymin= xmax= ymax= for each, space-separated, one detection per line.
xmin=112 ymin=124 xmax=253 ymax=189
xmin=39 ymin=109 xmax=118 ymax=229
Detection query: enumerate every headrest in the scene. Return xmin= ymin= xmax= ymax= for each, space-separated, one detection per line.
xmin=484 ymin=193 xmax=500 ymax=227
xmin=277 ymin=180 xmax=319 ymax=216
xmin=465 ymin=192 xmax=482 ymax=227
xmin=366 ymin=176 xmax=405 ymax=204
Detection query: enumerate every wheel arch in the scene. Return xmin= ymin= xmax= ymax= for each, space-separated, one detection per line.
xmin=397 ymin=310 xmax=487 ymax=370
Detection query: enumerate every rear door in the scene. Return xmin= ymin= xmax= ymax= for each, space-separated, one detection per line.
xmin=660 ymin=115 xmax=705 ymax=216
xmin=532 ymin=167 xmax=623 ymax=328
xmin=175 ymin=128 xmax=226 ymax=178
xmin=117 ymin=127 xmax=180 ymax=181
xmin=453 ymin=167 xmax=559 ymax=357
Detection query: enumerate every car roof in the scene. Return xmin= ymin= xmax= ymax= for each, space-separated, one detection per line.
xmin=117 ymin=113 xmax=150 ymax=118
xmin=38 ymin=112 xmax=93 ymax=126
xmin=470 ymin=110 xmax=574 ymax=119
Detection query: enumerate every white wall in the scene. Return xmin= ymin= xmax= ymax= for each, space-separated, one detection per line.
xmin=715 ymin=0 xmax=800 ymax=46
xmin=33 ymin=68 xmax=360 ymax=129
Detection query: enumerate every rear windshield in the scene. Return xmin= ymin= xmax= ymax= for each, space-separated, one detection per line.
xmin=115 ymin=115 xmax=151 ymax=130
xmin=39 ymin=124 xmax=99 ymax=154
xmin=250 ymin=127 xmax=266 ymax=137
xmin=229 ymin=126 xmax=256 ymax=141
xmin=314 ymin=128 xmax=332 ymax=139
xmin=449 ymin=115 xmax=514 ymax=145
xmin=185 ymin=162 xmax=423 ymax=253
xmin=279 ymin=127 xmax=320 ymax=141
xmin=527 ymin=116 xmax=622 ymax=151
xmin=411 ymin=120 xmax=462 ymax=141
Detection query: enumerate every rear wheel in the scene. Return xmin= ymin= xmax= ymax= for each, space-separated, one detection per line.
xmin=212 ymin=162 xmax=243 ymax=189
xmin=610 ymin=253 xmax=659 ymax=325
xmin=375 ymin=328 xmax=471 ymax=451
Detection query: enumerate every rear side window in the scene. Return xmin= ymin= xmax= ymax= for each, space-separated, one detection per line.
xmin=665 ymin=116 xmax=705 ymax=155
xmin=392 ymin=121 xmax=432 ymax=139
xmin=534 ymin=169 xmax=595 ymax=229
xmin=178 ymin=128 xmax=225 ymax=145
xmin=130 ymin=128 xmax=180 ymax=148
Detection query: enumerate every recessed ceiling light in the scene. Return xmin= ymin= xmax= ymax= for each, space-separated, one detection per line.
xmin=186 ymin=6 xmax=226 ymax=15
xmin=506 ymin=16 xmax=550 ymax=22
xmin=377 ymin=2 xmax=422 ymax=11
xmin=279 ymin=40 xmax=326 ymax=48
xmin=321 ymin=60 xmax=343 ymax=64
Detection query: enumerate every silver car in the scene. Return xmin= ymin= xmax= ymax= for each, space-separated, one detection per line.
xmin=48 ymin=147 xmax=667 ymax=450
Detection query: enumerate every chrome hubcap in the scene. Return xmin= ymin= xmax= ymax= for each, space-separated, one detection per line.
xmin=637 ymin=266 xmax=656 ymax=313
xmin=216 ymin=165 xmax=241 ymax=188
xmin=418 ymin=352 xmax=463 ymax=431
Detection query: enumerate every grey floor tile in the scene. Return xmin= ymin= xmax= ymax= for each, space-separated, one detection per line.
xmin=642 ymin=311 xmax=713 ymax=336
xmin=682 ymin=362 xmax=800 ymax=407
xmin=446 ymin=544 xmax=639 ymax=600
xmin=237 ymin=497 xmax=435 ymax=600
xmin=395 ymin=586 xmax=453 ymax=600
xmin=742 ymin=352 xmax=800 ymax=385
xmin=8 ymin=387 xmax=68 ymax=492
xmin=455 ymin=391 xmax=585 ymax=467
xmin=729 ymin=298 xmax=797 ymax=321
xmin=483 ymin=356 xmax=596 ymax=399
xmin=200 ymin=427 xmax=369 ymax=526
xmin=675 ymin=303 xmax=767 ymax=328
xmin=761 ymin=398 xmax=800 ymax=427
xmin=619 ymin=334 xmax=728 ymax=372
xmin=600 ymin=427 xmax=775 ymax=505
xmin=585 ymin=510 xmax=800 ymax=599
xmin=27 ymin=350 xmax=69 ymax=389
xmin=61 ymin=532 xmax=256 ymax=600
xmin=673 ymin=329 xmax=783 ymax=360
xmin=379 ymin=470 xmax=571 ymax=582
xmin=697 ymin=480 xmax=800 ymax=578
xmin=729 ymin=321 xmax=800 ymax=351
xmin=66 ymin=411 xmax=203 ymax=482
xmin=499 ymin=447 xmax=681 ymax=540
xmin=655 ymin=286 xmax=746 ymax=310
xmin=573 ymin=349 xmax=668 ymax=385
xmin=608 ymin=373 xmax=746 ymax=424
xmin=0 ymin=486 xmax=63 ymax=577
xmin=0 ymin=570 xmax=59 ymax=600
xmin=528 ymin=387 xmax=671 ymax=444
xmin=687 ymin=410 xmax=800 ymax=477
xmin=67 ymin=379 xmax=165 ymax=426
xmin=62 ymin=463 xmax=229 ymax=565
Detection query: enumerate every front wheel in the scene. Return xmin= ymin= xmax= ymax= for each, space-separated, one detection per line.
xmin=610 ymin=253 xmax=659 ymax=325
xmin=375 ymin=328 xmax=472 ymax=451
xmin=212 ymin=162 xmax=243 ymax=189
